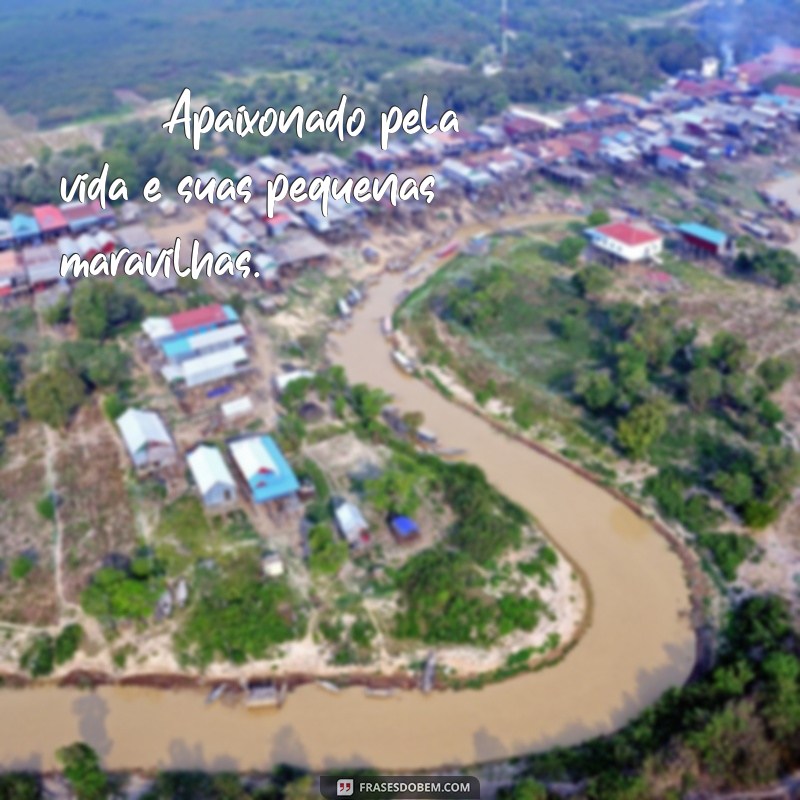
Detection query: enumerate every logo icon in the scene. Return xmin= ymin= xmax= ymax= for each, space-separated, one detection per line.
xmin=337 ymin=779 xmax=354 ymax=797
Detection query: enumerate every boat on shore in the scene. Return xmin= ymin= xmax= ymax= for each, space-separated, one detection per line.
xmin=205 ymin=684 xmax=227 ymax=705
xmin=364 ymin=687 xmax=397 ymax=699
xmin=392 ymin=350 xmax=414 ymax=374
xmin=244 ymin=682 xmax=287 ymax=709
xmin=316 ymin=680 xmax=341 ymax=694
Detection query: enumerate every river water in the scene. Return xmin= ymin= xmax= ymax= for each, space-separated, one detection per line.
xmin=0 ymin=267 xmax=695 ymax=773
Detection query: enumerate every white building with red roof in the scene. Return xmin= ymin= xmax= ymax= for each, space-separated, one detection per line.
xmin=587 ymin=222 xmax=663 ymax=263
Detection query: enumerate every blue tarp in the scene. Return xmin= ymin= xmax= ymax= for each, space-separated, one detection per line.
xmin=390 ymin=515 xmax=419 ymax=538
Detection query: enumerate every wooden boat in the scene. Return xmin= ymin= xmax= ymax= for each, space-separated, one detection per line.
xmin=364 ymin=687 xmax=397 ymax=699
xmin=205 ymin=684 xmax=227 ymax=705
xmin=392 ymin=350 xmax=414 ymax=374
xmin=245 ymin=682 xmax=287 ymax=709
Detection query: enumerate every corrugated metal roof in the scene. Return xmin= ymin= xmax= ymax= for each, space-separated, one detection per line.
xmin=229 ymin=435 xmax=299 ymax=502
xmin=117 ymin=408 xmax=171 ymax=455
xmin=678 ymin=222 xmax=727 ymax=247
xmin=162 ymin=323 xmax=247 ymax=361
xmin=180 ymin=345 xmax=248 ymax=384
xmin=187 ymin=445 xmax=235 ymax=494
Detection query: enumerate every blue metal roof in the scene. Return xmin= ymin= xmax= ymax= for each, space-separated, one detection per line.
xmin=677 ymin=222 xmax=727 ymax=247
xmin=162 ymin=336 xmax=193 ymax=360
xmin=11 ymin=214 xmax=40 ymax=238
xmin=248 ymin=435 xmax=299 ymax=503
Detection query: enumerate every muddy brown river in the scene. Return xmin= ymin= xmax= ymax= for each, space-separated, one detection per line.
xmin=0 ymin=265 xmax=695 ymax=773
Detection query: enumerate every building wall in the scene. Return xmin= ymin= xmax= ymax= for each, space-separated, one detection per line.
xmin=594 ymin=235 xmax=663 ymax=262
xmin=142 ymin=442 xmax=177 ymax=469
xmin=203 ymin=482 xmax=237 ymax=507
xmin=184 ymin=361 xmax=246 ymax=389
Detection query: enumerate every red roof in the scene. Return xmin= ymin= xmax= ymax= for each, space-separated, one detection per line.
xmin=658 ymin=147 xmax=685 ymax=162
xmin=775 ymin=84 xmax=800 ymax=100
xmin=265 ymin=212 xmax=292 ymax=225
xmin=32 ymin=204 xmax=68 ymax=233
xmin=763 ymin=45 xmax=800 ymax=67
xmin=61 ymin=199 xmax=104 ymax=222
xmin=594 ymin=222 xmax=661 ymax=247
xmin=168 ymin=304 xmax=227 ymax=333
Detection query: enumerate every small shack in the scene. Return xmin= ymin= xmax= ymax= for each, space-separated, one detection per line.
xmin=261 ymin=552 xmax=285 ymax=578
xmin=389 ymin=515 xmax=420 ymax=543
xmin=116 ymin=408 xmax=177 ymax=471
xmin=334 ymin=501 xmax=369 ymax=546
xmin=676 ymin=222 xmax=730 ymax=258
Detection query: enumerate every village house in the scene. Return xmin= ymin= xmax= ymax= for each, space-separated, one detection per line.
xmin=0 ymin=251 xmax=25 ymax=295
xmin=60 ymin=199 xmax=115 ymax=233
xmin=0 ymin=221 xmax=14 ymax=253
xmin=677 ymin=222 xmax=731 ymax=258
xmin=12 ymin=213 xmax=41 ymax=247
xmin=116 ymin=408 xmax=177 ymax=471
xmin=587 ymin=222 xmax=663 ymax=264
xmin=116 ymin=224 xmax=156 ymax=252
xmin=355 ymin=145 xmax=397 ymax=172
xmin=271 ymin=234 xmax=331 ymax=275
xmin=160 ymin=322 xmax=248 ymax=365
xmin=32 ymin=204 xmax=69 ymax=240
xmin=162 ymin=345 xmax=250 ymax=389
xmin=187 ymin=444 xmax=237 ymax=508
xmin=22 ymin=244 xmax=63 ymax=288
xmin=441 ymin=159 xmax=493 ymax=192
xmin=142 ymin=303 xmax=240 ymax=348
xmin=334 ymin=500 xmax=369 ymax=546
xmin=229 ymin=435 xmax=300 ymax=507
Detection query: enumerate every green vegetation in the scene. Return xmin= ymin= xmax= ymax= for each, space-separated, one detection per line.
xmin=56 ymin=742 xmax=109 ymax=800
xmin=24 ymin=367 xmax=86 ymax=429
xmin=9 ymin=554 xmax=35 ymax=581
xmin=34 ymin=495 xmax=56 ymax=522
xmin=697 ymin=533 xmax=758 ymax=582
xmin=80 ymin=559 xmax=164 ymax=625
xmin=176 ymin=563 xmax=306 ymax=668
xmin=734 ymin=243 xmax=800 ymax=288
xmin=308 ymin=523 xmax=348 ymax=576
xmin=68 ymin=282 xmax=144 ymax=341
xmin=0 ymin=0 xmax=712 ymax=128
xmin=19 ymin=625 xmax=84 ymax=677
xmin=520 ymin=595 xmax=800 ymax=799
xmin=400 ymin=233 xmax=798 ymax=550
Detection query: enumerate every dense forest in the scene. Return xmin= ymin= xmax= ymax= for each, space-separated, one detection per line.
xmin=0 ymin=0 xmax=749 ymax=127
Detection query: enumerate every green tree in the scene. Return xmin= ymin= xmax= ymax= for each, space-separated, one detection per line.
xmin=54 ymin=624 xmax=84 ymax=665
xmin=555 ymin=235 xmax=585 ymax=266
xmin=576 ymin=370 xmax=617 ymax=411
xmin=616 ymin=400 xmax=668 ymax=459
xmin=308 ymin=523 xmax=348 ymax=576
xmin=757 ymin=356 xmax=793 ymax=392
xmin=24 ymin=368 xmax=86 ymax=429
xmin=586 ymin=209 xmax=611 ymax=227
xmin=709 ymin=331 xmax=750 ymax=375
xmin=56 ymin=743 xmax=109 ymax=800
xmin=499 ymin=778 xmax=548 ymax=800
xmin=687 ymin=367 xmax=723 ymax=411
xmin=572 ymin=265 xmax=612 ymax=297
